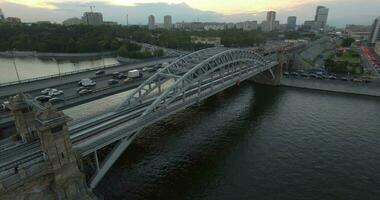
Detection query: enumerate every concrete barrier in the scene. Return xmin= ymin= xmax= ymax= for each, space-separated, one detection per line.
xmin=281 ymin=77 xmax=380 ymax=97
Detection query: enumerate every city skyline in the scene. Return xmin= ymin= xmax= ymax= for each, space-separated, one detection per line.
xmin=0 ymin=0 xmax=379 ymax=27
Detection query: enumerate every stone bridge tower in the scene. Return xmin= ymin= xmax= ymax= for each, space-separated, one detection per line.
xmin=35 ymin=105 xmax=95 ymax=199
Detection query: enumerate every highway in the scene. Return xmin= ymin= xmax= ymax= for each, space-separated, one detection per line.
xmin=0 ymin=57 xmax=175 ymax=100
xmin=0 ymin=57 xmax=176 ymax=128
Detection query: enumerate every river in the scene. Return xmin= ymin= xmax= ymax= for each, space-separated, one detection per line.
xmin=0 ymin=57 xmax=119 ymax=84
xmin=88 ymin=83 xmax=380 ymax=200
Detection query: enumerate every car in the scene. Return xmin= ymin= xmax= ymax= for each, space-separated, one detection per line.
xmin=77 ymin=87 xmax=86 ymax=93
xmin=78 ymin=78 xmax=96 ymax=87
xmin=310 ymin=74 xmax=319 ymax=79
xmin=78 ymin=89 xmax=93 ymax=95
xmin=352 ymin=78 xmax=363 ymax=83
xmin=34 ymin=95 xmax=51 ymax=103
xmin=300 ymin=73 xmax=309 ymax=77
xmin=49 ymin=97 xmax=64 ymax=104
xmin=328 ymin=75 xmax=337 ymax=80
xmin=0 ymin=104 xmax=8 ymax=112
xmin=340 ymin=77 xmax=349 ymax=81
xmin=41 ymin=88 xmax=52 ymax=95
xmin=290 ymin=72 xmax=298 ymax=76
xmin=108 ymin=79 xmax=119 ymax=85
xmin=123 ymin=78 xmax=133 ymax=84
xmin=112 ymin=72 xmax=121 ymax=78
xmin=283 ymin=72 xmax=289 ymax=76
xmin=95 ymin=70 xmax=106 ymax=75
xmin=49 ymin=90 xmax=64 ymax=96
xmin=116 ymin=73 xmax=127 ymax=79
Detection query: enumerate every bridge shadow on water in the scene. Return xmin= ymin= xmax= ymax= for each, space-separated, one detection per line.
xmin=95 ymin=82 xmax=284 ymax=200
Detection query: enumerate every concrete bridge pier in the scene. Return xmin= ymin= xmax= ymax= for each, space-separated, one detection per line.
xmin=8 ymin=93 xmax=38 ymax=142
xmin=250 ymin=64 xmax=283 ymax=86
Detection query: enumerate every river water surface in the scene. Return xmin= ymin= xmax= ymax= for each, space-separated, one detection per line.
xmin=90 ymin=83 xmax=380 ymax=200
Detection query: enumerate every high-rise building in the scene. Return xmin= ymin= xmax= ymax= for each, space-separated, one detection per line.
xmin=164 ymin=15 xmax=172 ymax=30
xmin=266 ymin=11 xmax=276 ymax=31
xmin=265 ymin=11 xmax=276 ymax=32
xmin=148 ymin=15 xmax=155 ymax=30
xmin=369 ymin=16 xmax=380 ymax=45
xmin=314 ymin=6 xmax=329 ymax=31
xmin=82 ymin=12 xmax=103 ymax=26
xmin=0 ymin=8 xmax=4 ymax=20
xmin=287 ymin=16 xmax=297 ymax=31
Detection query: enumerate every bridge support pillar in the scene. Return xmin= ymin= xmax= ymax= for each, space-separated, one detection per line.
xmin=250 ymin=64 xmax=283 ymax=86
xmin=8 ymin=93 xmax=38 ymax=142
xmin=35 ymin=105 xmax=95 ymax=199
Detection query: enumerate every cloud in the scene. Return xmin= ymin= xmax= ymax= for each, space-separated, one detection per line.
xmin=0 ymin=0 xmax=379 ymax=27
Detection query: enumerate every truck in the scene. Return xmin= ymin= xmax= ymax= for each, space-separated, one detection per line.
xmin=128 ymin=70 xmax=142 ymax=78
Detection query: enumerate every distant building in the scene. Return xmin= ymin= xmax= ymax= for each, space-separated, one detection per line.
xmin=375 ymin=42 xmax=380 ymax=56
xmin=63 ymin=17 xmax=83 ymax=26
xmin=369 ymin=16 xmax=380 ymax=45
xmin=204 ymin=23 xmax=225 ymax=31
xmin=103 ymin=21 xmax=117 ymax=26
xmin=0 ymin=8 xmax=4 ymax=20
xmin=266 ymin=11 xmax=276 ymax=31
xmin=36 ymin=21 xmax=51 ymax=24
xmin=226 ymin=23 xmax=235 ymax=29
xmin=6 ymin=17 xmax=21 ymax=24
xmin=302 ymin=20 xmax=315 ymax=32
xmin=345 ymin=24 xmax=370 ymax=41
xmin=164 ymin=15 xmax=172 ymax=30
xmin=236 ymin=21 xmax=258 ymax=31
xmin=82 ymin=12 xmax=103 ymax=26
xmin=148 ymin=15 xmax=155 ymax=30
xmin=190 ymin=36 xmax=222 ymax=46
xmin=287 ymin=16 xmax=297 ymax=31
xmin=314 ymin=6 xmax=329 ymax=31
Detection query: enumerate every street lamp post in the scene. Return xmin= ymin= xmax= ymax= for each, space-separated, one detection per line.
xmin=12 ymin=49 xmax=22 ymax=93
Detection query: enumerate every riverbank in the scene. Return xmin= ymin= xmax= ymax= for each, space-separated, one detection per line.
xmin=280 ymin=77 xmax=380 ymax=97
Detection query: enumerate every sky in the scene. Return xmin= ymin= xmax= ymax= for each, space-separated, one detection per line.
xmin=0 ymin=0 xmax=379 ymax=27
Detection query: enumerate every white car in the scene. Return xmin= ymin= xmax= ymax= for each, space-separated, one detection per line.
xmin=41 ymin=88 xmax=52 ymax=95
xmin=49 ymin=90 xmax=64 ymax=96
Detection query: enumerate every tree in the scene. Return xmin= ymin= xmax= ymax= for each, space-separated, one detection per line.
xmin=342 ymin=38 xmax=355 ymax=47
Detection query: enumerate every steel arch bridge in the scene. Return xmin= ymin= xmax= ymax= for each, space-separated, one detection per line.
xmin=0 ymin=47 xmax=280 ymax=191
xmin=81 ymin=47 xmax=278 ymax=188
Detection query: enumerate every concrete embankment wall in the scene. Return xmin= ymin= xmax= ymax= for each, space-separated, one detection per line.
xmin=0 ymin=51 xmax=116 ymax=59
xmin=280 ymin=78 xmax=380 ymax=97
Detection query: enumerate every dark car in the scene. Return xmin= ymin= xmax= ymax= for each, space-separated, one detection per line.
xmin=78 ymin=89 xmax=93 ymax=95
xmin=108 ymin=79 xmax=119 ymax=85
xmin=34 ymin=95 xmax=51 ymax=103
xmin=116 ymin=73 xmax=127 ymax=79
xmin=95 ymin=70 xmax=106 ymax=75
xmin=112 ymin=72 xmax=121 ymax=78
xmin=49 ymin=97 xmax=64 ymax=104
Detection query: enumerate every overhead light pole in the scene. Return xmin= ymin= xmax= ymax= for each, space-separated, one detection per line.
xmin=12 ymin=49 xmax=22 ymax=93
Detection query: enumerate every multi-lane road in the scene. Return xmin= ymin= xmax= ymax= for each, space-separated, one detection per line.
xmin=0 ymin=57 xmax=175 ymax=100
xmin=0 ymin=57 xmax=176 ymax=129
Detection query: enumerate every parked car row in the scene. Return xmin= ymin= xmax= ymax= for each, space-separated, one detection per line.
xmin=284 ymin=71 xmax=371 ymax=83
xmin=360 ymin=47 xmax=379 ymax=73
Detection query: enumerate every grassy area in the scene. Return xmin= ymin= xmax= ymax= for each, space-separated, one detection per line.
xmin=334 ymin=50 xmax=361 ymax=63
xmin=325 ymin=50 xmax=363 ymax=75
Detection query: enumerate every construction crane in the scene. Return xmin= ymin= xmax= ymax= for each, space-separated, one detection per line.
xmin=89 ymin=6 xmax=95 ymax=13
